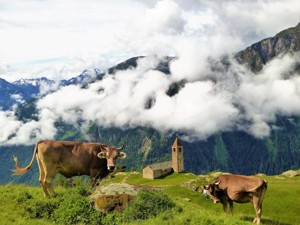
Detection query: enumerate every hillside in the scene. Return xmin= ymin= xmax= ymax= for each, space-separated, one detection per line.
xmin=1 ymin=24 xmax=300 ymax=185
xmin=0 ymin=171 xmax=299 ymax=225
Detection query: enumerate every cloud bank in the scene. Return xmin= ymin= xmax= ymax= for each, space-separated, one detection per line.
xmin=1 ymin=0 xmax=299 ymax=81
xmin=2 ymin=52 xmax=300 ymax=145
xmin=0 ymin=0 xmax=300 ymax=145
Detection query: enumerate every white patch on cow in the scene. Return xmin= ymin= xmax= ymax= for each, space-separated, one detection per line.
xmin=202 ymin=189 xmax=209 ymax=198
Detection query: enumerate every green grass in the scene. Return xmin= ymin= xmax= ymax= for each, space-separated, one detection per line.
xmin=126 ymin=172 xmax=197 ymax=186
xmin=112 ymin=172 xmax=300 ymax=225
xmin=0 ymin=184 xmax=57 ymax=225
xmin=262 ymin=180 xmax=300 ymax=224
xmin=125 ymin=200 xmax=252 ymax=225
xmin=0 ymin=171 xmax=299 ymax=225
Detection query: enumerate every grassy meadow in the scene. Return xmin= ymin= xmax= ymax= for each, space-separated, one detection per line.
xmin=0 ymin=171 xmax=299 ymax=225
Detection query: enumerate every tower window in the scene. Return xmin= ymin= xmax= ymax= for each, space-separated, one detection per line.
xmin=179 ymin=147 xmax=182 ymax=152
xmin=173 ymin=148 xmax=176 ymax=152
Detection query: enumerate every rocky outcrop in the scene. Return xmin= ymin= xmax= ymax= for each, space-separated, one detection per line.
xmin=90 ymin=183 xmax=153 ymax=213
xmin=180 ymin=172 xmax=231 ymax=192
xmin=236 ymin=23 xmax=300 ymax=72
xmin=281 ymin=170 xmax=300 ymax=178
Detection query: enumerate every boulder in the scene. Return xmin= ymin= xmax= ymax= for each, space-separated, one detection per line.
xmin=281 ymin=170 xmax=300 ymax=178
xmin=90 ymin=183 xmax=147 ymax=213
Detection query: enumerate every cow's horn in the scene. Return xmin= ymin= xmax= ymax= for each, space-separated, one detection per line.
xmin=214 ymin=181 xmax=221 ymax=185
xmin=117 ymin=144 xmax=124 ymax=150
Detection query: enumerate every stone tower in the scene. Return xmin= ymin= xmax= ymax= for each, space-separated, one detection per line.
xmin=172 ymin=137 xmax=184 ymax=173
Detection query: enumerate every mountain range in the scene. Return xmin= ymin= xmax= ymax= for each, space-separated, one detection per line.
xmin=0 ymin=23 xmax=299 ymax=185
xmin=0 ymin=69 xmax=101 ymax=110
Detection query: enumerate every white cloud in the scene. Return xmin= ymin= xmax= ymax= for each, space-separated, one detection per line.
xmin=0 ymin=111 xmax=22 ymax=143
xmin=0 ymin=0 xmax=300 ymax=144
xmin=236 ymin=54 xmax=300 ymax=137
xmin=0 ymin=109 xmax=56 ymax=145
xmin=1 ymin=52 xmax=300 ymax=145
xmin=33 ymin=61 xmax=237 ymax=141
xmin=1 ymin=0 xmax=299 ymax=81
xmin=144 ymin=81 xmax=238 ymax=139
xmin=201 ymin=0 xmax=300 ymax=45
xmin=10 ymin=94 xmax=24 ymax=104
xmin=139 ymin=0 xmax=185 ymax=35
xmin=0 ymin=0 xmax=146 ymax=81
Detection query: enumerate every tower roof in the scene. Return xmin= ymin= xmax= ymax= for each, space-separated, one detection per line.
xmin=172 ymin=137 xmax=182 ymax=147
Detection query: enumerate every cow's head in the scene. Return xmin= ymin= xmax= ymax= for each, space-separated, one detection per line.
xmin=97 ymin=144 xmax=127 ymax=171
xmin=201 ymin=181 xmax=221 ymax=204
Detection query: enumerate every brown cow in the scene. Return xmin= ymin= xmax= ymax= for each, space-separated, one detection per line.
xmin=12 ymin=140 xmax=127 ymax=197
xmin=202 ymin=174 xmax=267 ymax=224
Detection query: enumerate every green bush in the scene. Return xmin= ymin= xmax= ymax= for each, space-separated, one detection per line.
xmin=122 ymin=189 xmax=178 ymax=222
xmin=26 ymin=200 xmax=59 ymax=219
xmin=52 ymin=192 xmax=103 ymax=225
xmin=12 ymin=186 xmax=180 ymax=225
xmin=18 ymin=190 xmax=59 ymax=220
xmin=16 ymin=190 xmax=33 ymax=203
xmin=75 ymin=184 xmax=91 ymax=197
xmin=100 ymin=189 xmax=179 ymax=224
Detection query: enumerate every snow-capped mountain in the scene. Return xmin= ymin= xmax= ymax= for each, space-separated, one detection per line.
xmin=0 ymin=69 xmax=100 ymax=110
xmin=12 ymin=77 xmax=55 ymax=87
xmin=60 ymin=68 xmax=101 ymax=86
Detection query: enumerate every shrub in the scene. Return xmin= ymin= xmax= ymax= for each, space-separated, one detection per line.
xmin=17 ymin=186 xmax=180 ymax=224
xmin=75 ymin=184 xmax=91 ymax=197
xmin=98 ymin=189 xmax=179 ymax=224
xmin=52 ymin=192 xmax=103 ymax=225
xmin=122 ymin=189 xmax=178 ymax=222
xmin=16 ymin=190 xmax=33 ymax=203
xmin=25 ymin=200 xmax=59 ymax=219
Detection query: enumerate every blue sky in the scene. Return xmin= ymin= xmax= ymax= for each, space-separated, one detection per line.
xmin=0 ymin=0 xmax=299 ymax=82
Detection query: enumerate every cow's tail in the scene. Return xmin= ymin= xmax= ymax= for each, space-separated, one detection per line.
xmin=262 ymin=179 xmax=268 ymax=190
xmin=12 ymin=142 xmax=40 ymax=175
xmin=261 ymin=179 xmax=268 ymax=200
xmin=248 ymin=179 xmax=268 ymax=193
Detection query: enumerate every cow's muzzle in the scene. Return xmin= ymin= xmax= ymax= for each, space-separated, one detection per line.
xmin=108 ymin=166 xmax=115 ymax=172
xmin=214 ymin=199 xmax=220 ymax=204
xmin=203 ymin=189 xmax=220 ymax=203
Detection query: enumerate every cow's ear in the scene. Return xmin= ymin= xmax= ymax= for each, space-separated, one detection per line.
xmin=118 ymin=152 xmax=127 ymax=159
xmin=97 ymin=152 xmax=107 ymax=159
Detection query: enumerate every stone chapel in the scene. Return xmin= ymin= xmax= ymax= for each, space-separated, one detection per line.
xmin=142 ymin=137 xmax=184 ymax=179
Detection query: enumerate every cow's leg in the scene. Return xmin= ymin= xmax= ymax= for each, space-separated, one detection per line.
xmin=44 ymin=169 xmax=56 ymax=197
xmin=221 ymin=199 xmax=228 ymax=213
xmin=36 ymin=157 xmax=49 ymax=197
xmin=252 ymin=196 xmax=262 ymax=224
xmin=228 ymin=200 xmax=234 ymax=215
xmin=90 ymin=176 xmax=98 ymax=189
xmin=45 ymin=176 xmax=55 ymax=196
xmin=255 ymin=185 xmax=267 ymax=224
xmin=90 ymin=169 xmax=105 ymax=189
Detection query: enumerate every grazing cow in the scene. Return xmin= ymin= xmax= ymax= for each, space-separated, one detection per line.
xmin=202 ymin=174 xmax=267 ymax=224
xmin=12 ymin=140 xmax=127 ymax=197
